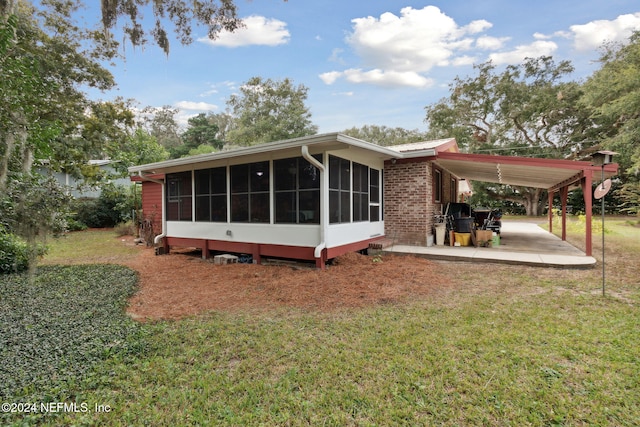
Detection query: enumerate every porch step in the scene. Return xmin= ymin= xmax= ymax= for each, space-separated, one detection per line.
xmin=369 ymin=238 xmax=394 ymax=250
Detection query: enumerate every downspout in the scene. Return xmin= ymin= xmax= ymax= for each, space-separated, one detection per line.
xmin=136 ymin=171 xmax=166 ymax=246
xmin=301 ymin=145 xmax=327 ymax=260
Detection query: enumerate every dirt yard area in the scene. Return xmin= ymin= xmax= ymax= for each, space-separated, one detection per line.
xmin=122 ymin=242 xmax=452 ymax=321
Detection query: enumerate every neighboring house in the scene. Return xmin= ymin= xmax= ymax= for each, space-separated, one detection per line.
xmin=129 ymin=132 xmax=617 ymax=267
xmin=39 ymin=160 xmax=131 ymax=199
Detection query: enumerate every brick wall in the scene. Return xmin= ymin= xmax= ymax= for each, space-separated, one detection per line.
xmin=383 ymin=160 xmax=434 ymax=245
xmin=383 ymin=160 xmax=457 ymax=245
xmin=141 ymin=181 xmax=163 ymax=233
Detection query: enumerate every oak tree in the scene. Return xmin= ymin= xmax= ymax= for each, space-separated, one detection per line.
xmin=424 ymin=57 xmax=593 ymax=215
xmin=226 ymin=77 xmax=318 ymax=145
xmin=581 ymin=32 xmax=640 ymax=214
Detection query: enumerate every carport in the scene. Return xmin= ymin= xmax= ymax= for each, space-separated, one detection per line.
xmin=434 ymin=151 xmax=618 ymax=256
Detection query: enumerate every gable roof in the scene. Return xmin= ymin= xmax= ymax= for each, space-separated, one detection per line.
xmin=129 ymin=133 xmax=618 ymax=191
xmin=128 ymin=133 xmax=412 ymax=175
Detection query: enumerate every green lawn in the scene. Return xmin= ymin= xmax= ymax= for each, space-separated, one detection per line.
xmin=39 ymin=229 xmax=139 ymax=266
xmin=2 ymin=223 xmax=639 ymax=426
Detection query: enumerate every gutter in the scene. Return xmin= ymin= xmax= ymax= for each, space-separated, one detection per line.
xmin=136 ymin=171 xmax=166 ymax=246
xmin=301 ymin=145 xmax=327 ymax=261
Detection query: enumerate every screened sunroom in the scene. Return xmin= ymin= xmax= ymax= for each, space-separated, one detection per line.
xmin=129 ymin=133 xmax=409 ymax=267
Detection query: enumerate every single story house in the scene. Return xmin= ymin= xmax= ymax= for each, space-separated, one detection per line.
xmin=129 ymin=132 xmax=617 ymax=267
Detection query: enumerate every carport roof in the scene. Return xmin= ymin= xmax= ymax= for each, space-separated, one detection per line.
xmin=433 ymin=151 xmax=618 ymax=190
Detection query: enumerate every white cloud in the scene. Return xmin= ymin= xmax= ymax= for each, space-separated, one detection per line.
xmin=570 ymin=12 xmax=640 ymax=51
xmin=348 ymin=6 xmax=483 ymax=73
xmin=175 ymin=111 xmax=197 ymax=129
xmin=328 ymin=48 xmax=345 ymax=64
xmin=488 ymin=40 xmax=558 ymax=64
xmin=198 ymin=15 xmax=290 ymax=47
xmin=534 ymin=30 xmax=571 ymax=40
xmin=324 ymin=6 xmax=497 ymax=88
xmin=199 ymin=88 xmax=218 ymax=97
xmin=476 ymin=35 xmax=510 ymax=50
xmin=451 ymin=55 xmax=477 ymax=66
xmin=199 ymin=81 xmax=236 ymax=98
xmin=322 ymin=69 xmax=433 ymax=88
xmin=463 ymin=19 xmax=493 ymax=34
xmin=319 ymin=71 xmax=342 ymax=85
xmin=174 ymin=101 xmax=219 ymax=111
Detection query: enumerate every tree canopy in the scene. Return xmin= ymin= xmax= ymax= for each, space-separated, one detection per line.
xmin=1 ymin=0 xmax=248 ymax=271
xmin=581 ymin=32 xmax=640 ymax=214
xmin=0 ymin=0 xmax=247 ymax=56
xmin=141 ymin=105 xmax=182 ymax=150
xmin=342 ymin=125 xmax=430 ymax=146
xmin=98 ymin=0 xmax=244 ymax=55
xmin=424 ymin=56 xmax=597 ymax=215
xmin=172 ymin=113 xmax=225 ymax=158
xmin=226 ymin=77 xmax=318 ymax=146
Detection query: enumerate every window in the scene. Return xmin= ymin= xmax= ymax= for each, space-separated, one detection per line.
xmin=329 ymin=156 xmax=351 ymax=223
xmin=195 ymin=167 xmax=227 ymax=222
xmin=433 ymin=167 xmax=442 ymax=203
xmin=166 ymin=171 xmax=192 ymax=221
xmin=369 ymin=168 xmax=380 ymax=222
xmin=352 ymin=162 xmax=369 ymax=222
xmin=231 ymin=161 xmax=269 ymax=222
xmin=274 ymin=155 xmax=321 ymax=224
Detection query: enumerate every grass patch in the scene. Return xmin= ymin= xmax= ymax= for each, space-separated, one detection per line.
xmin=53 ymin=294 xmax=640 ymax=426
xmin=4 ymin=225 xmax=640 ymax=425
xmin=40 ymin=229 xmax=139 ymax=265
xmin=0 ymin=264 xmax=145 ymax=425
xmin=546 ymin=217 xmax=640 ymax=298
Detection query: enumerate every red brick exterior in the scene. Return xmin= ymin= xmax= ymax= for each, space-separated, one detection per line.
xmin=140 ymin=181 xmax=163 ymax=233
xmin=383 ymin=159 xmax=457 ymax=245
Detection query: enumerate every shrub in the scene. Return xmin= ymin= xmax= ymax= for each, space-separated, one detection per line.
xmin=73 ymin=184 xmax=137 ymax=228
xmin=65 ymin=217 xmax=88 ymax=231
xmin=0 ymin=174 xmax=69 ymax=272
xmin=0 ymin=229 xmax=29 ymax=274
xmin=73 ymin=198 xmax=106 ymax=228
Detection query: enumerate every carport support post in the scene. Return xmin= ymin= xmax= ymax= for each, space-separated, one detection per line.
xmin=560 ymin=186 xmax=569 ymax=241
xmin=582 ymin=172 xmax=593 ymax=256
xmin=548 ymin=191 xmax=554 ymax=234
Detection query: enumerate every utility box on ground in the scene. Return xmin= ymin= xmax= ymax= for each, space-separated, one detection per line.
xmin=213 ymin=254 xmax=239 ymax=265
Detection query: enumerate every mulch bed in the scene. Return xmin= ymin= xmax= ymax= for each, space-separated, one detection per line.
xmin=123 ymin=245 xmax=452 ymax=321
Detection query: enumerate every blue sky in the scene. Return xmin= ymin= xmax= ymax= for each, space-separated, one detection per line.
xmin=88 ymin=0 xmax=640 ymax=133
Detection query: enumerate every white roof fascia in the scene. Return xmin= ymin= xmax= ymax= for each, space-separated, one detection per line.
xmin=386 ymin=138 xmax=453 ymax=159
xmin=396 ymin=149 xmax=437 ymax=159
xmin=128 ymin=132 xmax=408 ymax=174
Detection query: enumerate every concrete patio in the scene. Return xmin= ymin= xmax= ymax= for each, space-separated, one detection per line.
xmin=383 ymin=221 xmax=596 ymax=268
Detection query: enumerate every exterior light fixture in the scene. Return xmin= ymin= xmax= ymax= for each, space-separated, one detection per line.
xmin=591 ymin=150 xmax=616 ymax=167
xmin=591 ymin=150 xmax=616 ymax=297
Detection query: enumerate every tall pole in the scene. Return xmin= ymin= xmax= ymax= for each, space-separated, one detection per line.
xmin=601 ymin=165 xmax=605 ymax=297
